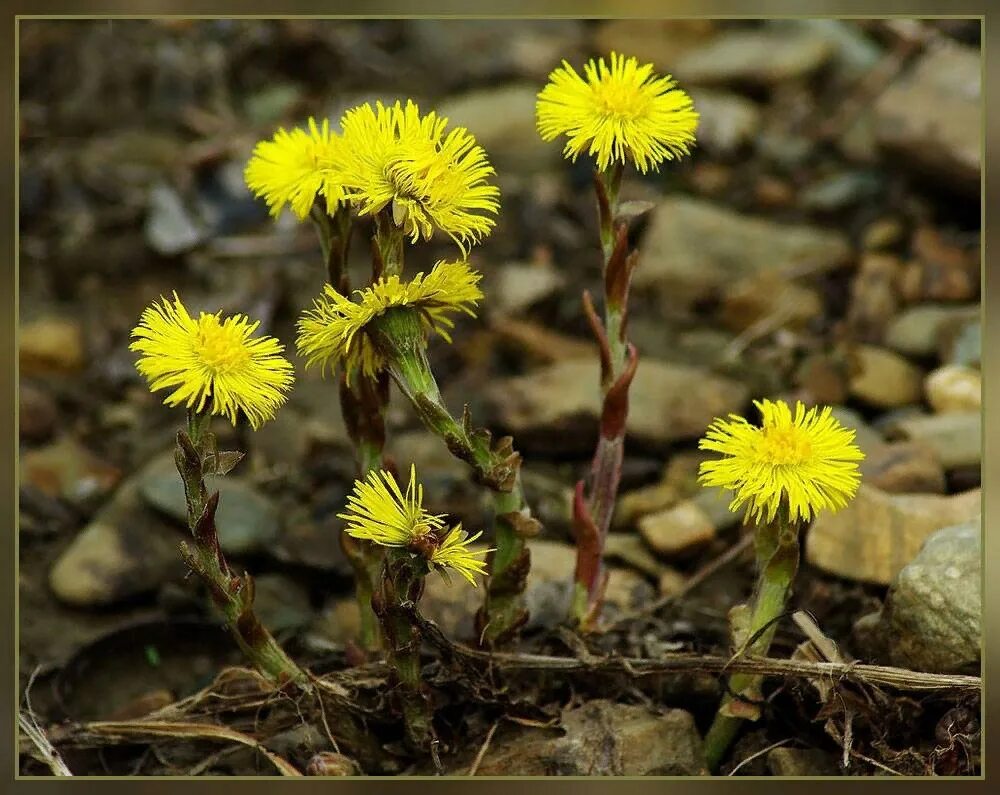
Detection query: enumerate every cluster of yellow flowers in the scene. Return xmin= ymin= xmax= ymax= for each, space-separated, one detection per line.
xmin=129 ymin=51 xmax=864 ymax=595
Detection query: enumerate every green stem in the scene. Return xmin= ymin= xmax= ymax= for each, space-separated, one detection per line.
xmin=369 ymin=308 xmax=537 ymax=645
xmin=704 ymin=511 xmax=800 ymax=771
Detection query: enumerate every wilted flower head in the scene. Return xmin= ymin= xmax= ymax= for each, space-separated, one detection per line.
xmin=130 ymin=293 xmax=294 ymax=429
xmin=244 ymin=117 xmax=346 ymax=219
xmin=339 ymin=464 xmax=490 ymax=586
xmin=698 ymin=399 xmax=864 ymax=525
xmin=536 ymin=51 xmax=698 ymax=173
xmin=333 ymin=100 xmax=500 ymax=254
xmin=296 ymin=260 xmax=482 ymax=382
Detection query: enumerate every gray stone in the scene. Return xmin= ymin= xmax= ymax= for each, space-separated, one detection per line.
xmin=806 ymin=484 xmax=981 ymax=585
xmin=885 ymin=520 xmax=981 ymax=673
xmin=829 ymin=405 xmax=886 ymax=457
xmin=461 ymin=700 xmax=706 ymax=776
xmin=768 ymin=747 xmax=842 ymax=776
xmin=884 ymin=304 xmax=979 ymax=358
xmin=861 ymin=441 xmax=946 ymax=494
xmin=874 ymin=42 xmax=981 ymax=195
xmin=138 ymin=453 xmax=281 ymax=555
xmin=941 ymin=317 xmax=981 ymax=367
xmin=891 ymin=411 xmax=981 ymax=469
xmin=251 ymin=574 xmax=314 ymax=635
xmin=687 ymin=89 xmax=761 ymax=156
xmin=800 ymin=171 xmax=882 ymax=212
xmin=49 ymin=478 xmax=184 ymax=607
xmin=488 ymin=261 xmax=566 ymax=315
xmin=675 ymin=28 xmax=833 ymax=86
xmin=636 ymin=197 xmax=850 ymax=308
xmin=144 ymin=182 xmax=207 ymax=256
xmin=488 ymin=358 xmax=748 ymax=452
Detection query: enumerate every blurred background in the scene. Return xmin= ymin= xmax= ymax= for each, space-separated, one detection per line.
xmin=18 ymin=18 xmax=981 ymax=775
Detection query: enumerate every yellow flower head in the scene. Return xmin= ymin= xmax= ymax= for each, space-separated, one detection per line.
xmin=339 ymin=464 xmax=490 ymax=586
xmin=296 ymin=260 xmax=482 ymax=382
xmin=333 ymin=100 xmax=500 ymax=254
xmin=698 ymin=399 xmax=864 ymax=525
xmin=244 ymin=117 xmax=346 ymax=219
xmin=536 ymin=51 xmax=699 ymax=174
xmin=130 ymin=293 xmax=294 ymax=429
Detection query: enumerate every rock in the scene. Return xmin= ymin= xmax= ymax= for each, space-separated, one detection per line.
xmin=828 ymin=406 xmax=886 ymax=457
xmin=593 ymin=19 xmax=717 ymax=73
xmin=250 ymin=574 xmax=313 ymax=635
xmin=20 ymin=436 xmax=121 ymax=504
xmin=884 ymin=304 xmax=979 ymax=358
xmin=462 ymin=700 xmax=705 ymax=776
xmin=391 ymin=430 xmax=480 ymax=521
xmin=795 ymin=353 xmax=849 ymax=406
xmin=144 ymin=182 xmax=207 ymax=256
xmin=438 ymin=84 xmax=559 ymax=172
xmin=845 ymin=253 xmax=903 ymax=343
xmin=614 ymin=481 xmax=679 ymax=530
xmin=805 ymin=484 xmax=981 ymax=585
xmin=924 ymin=364 xmax=980 ymax=413
xmin=900 ymin=227 xmax=979 ymax=304
xmin=305 ymin=752 xmax=360 ymax=777
xmin=675 ymin=28 xmax=832 ymax=86
xmin=524 ymin=540 xmax=653 ymax=631
xmin=768 ymin=747 xmax=842 ymax=776
xmin=604 ymin=533 xmax=667 ymax=579
xmin=862 ymin=217 xmax=905 ymax=251
xmin=687 ymin=89 xmax=761 ymax=156
xmin=487 ymin=261 xmax=566 ymax=315
xmin=49 ymin=479 xmax=184 ymax=607
xmin=138 ymin=453 xmax=281 ymax=555
xmin=890 ymin=411 xmax=980 ymax=469
xmin=940 ymin=316 xmax=980 ymax=367
xmin=639 ymin=501 xmax=715 ymax=558
xmin=775 ymin=19 xmax=882 ymax=81
xmin=19 ymin=316 xmax=86 ymax=375
xmin=636 ymin=197 xmax=850 ymax=309
xmin=874 ymin=41 xmax=980 ymax=195
xmin=658 ymin=568 xmax=688 ymax=597
xmin=269 ymin=501 xmax=349 ymax=574
xmin=488 ymin=358 xmax=748 ymax=453
xmin=18 ymin=382 xmax=58 ymax=443
xmin=800 ymin=170 xmax=882 ymax=212
xmin=883 ymin=520 xmax=981 ymax=673
xmin=719 ymin=270 xmax=822 ymax=333
xmin=848 ymin=344 xmax=923 ymax=408
xmin=861 ymin=441 xmax=945 ymax=494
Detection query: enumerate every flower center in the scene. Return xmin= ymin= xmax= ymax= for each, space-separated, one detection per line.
xmin=760 ymin=426 xmax=812 ymax=466
xmin=196 ymin=315 xmax=250 ymax=375
xmin=594 ymin=83 xmax=648 ymax=120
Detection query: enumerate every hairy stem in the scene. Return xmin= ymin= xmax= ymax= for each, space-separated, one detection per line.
xmin=369 ymin=307 xmax=538 ymax=646
xmin=704 ymin=511 xmax=801 ymax=771
xmin=176 ymin=411 xmax=307 ymax=685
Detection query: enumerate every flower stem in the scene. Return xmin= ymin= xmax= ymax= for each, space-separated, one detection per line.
xmin=703 ymin=511 xmax=801 ymax=771
xmin=571 ymin=162 xmax=638 ymax=629
xmin=176 ymin=410 xmax=307 ymax=685
xmin=372 ymin=550 xmax=433 ymax=749
xmin=369 ymin=307 xmax=539 ymax=646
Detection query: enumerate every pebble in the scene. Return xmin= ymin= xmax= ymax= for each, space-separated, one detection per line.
xmin=488 ymin=358 xmax=748 ymax=453
xmin=940 ymin=316 xmax=980 ymax=367
xmin=890 ymin=411 xmax=981 ymax=469
xmin=639 ymin=501 xmax=716 ymax=559
xmin=455 ymin=700 xmax=706 ymax=776
xmin=604 ymin=533 xmax=668 ymax=579
xmin=138 ymin=452 xmax=281 ymax=555
xmin=613 ymin=482 xmax=679 ymax=530
xmin=805 ymin=484 xmax=981 ymax=585
xmin=719 ymin=270 xmax=822 ymax=333
xmin=924 ymin=364 xmax=980 ymax=413
xmin=19 ymin=317 xmax=86 ymax=376
xmin=488 ymin=261 xmax=566 ymax=315
xmin=884 ymin=303 xmax=979 ymax=358
xmin=18 ymin=382 xmax=58 ymax=443
xmin=768 ymin=747 xmax=842 ymax=776
xmin=144 ymin=182 xmax=207 ymax=256
xmin=636 ymin=197 xmax=850 ymax=309
xmin=686 ymin=89 xmax=762 ymax=156
xmin=861 ymin=441 xmax=946 ymax=495
xmin=49 ymin=478 xmax=184 ymax=607
xmin=874 ymin=41 xmax=980 ymax=195
xmin=800 ymin=170 xmax=882 ymax=212
xmin=674 ymin=28 xmax=832 ymax=86
xmin=900 ymin=227 xmax=979 ymax=304
xmin=847 ymin=344 xmax=924 ymax=408
xmin=20 ymin=436 xmax=121 ymax=504
xmin=250 ymin=573 xmax=314 ymax=635
xmin=593 ymin=19 xmax=717 ymax=73
xmin=884 ymin=520 xmax=981 ymax=673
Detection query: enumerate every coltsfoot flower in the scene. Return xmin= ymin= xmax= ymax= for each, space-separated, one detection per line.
xmin=333 ymin=100 xmax=500 ymax=253
xmin=244 ymin=117 xmax=346 ymax=219
xmin=698 ymin=399 xmax=864 ymax=525
xmin=339 ymin=464 xmax=490 ymax=586
xmin=296 ymin=260 xmax=482 ymax=381
xmin=536 ymin=51 xmax=699 ymax=173
xmin=130 ymin=293 xmax=294 ymax=429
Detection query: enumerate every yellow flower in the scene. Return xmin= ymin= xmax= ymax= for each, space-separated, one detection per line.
xmin=429 ymin=526 xmax=490 ymax=587
xmin=244 ymin=117 xmax=346 ymax=219
xmin=339 ymin=465 xmax=490 ymax=585
xmin=296 ymin=260 xmax=482 ymax=382
xmin=333 ymin=100 xmax=500 ymax=254
xmin=698 ymin=399 xmax=864 ymax=525
xmin=130 ymin=293 xmax=294 ymax=429
xmin=536 ymin=51 xmax=699 ymax=174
